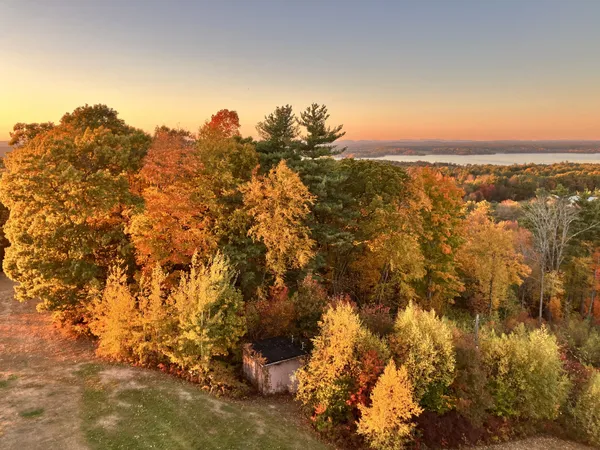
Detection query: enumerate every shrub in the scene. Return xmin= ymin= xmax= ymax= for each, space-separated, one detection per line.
xmin=136 ymin=264 xmax=173 ymax=364
xmin=359 ymin=304 xmax=395 ymax=338
xmin=451 ymin=330 xmax=493 ymax=427
xmin=480 ymin=324 xmax=569 ymax=420
xmin=296 ymin=302 xmax=389 ymax=429
xmin=561 ymin=317 xmax=600 ymax=367
xmin=165 ymin=252 xmax=246 ymax=376
xmin=390 ymin=302 xmax=455 ymax=412
xmin=357 ymin=360 xmax=422 ymax=450
xmin=89 ymin=264 xmax=141 ymax=360
xmin=245 ymin=286 xmax=296 ymax=340
xmin=349 ymin=330 xmax=391 ymax=409
xmin=572 ymin=371 xmax=600 ymax=446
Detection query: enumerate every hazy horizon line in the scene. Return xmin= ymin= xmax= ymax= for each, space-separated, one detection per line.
xmin=2 ymin=138 xmax=600 ymax=145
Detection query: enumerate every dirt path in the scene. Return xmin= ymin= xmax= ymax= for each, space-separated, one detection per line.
xmin=0 ymin=275 xmax=94 ymax=449
xmin=0 ymin=275 xmax=593 ymax=450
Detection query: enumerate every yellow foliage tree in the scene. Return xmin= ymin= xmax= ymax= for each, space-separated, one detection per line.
xmin=480 ymin=325 xmax=569 ymax=420
xmin=136 ymin=264 xmax=173 ymax=362
xmin=241 ymin=160 xmax=315 ymax=286
xmin=458 ymin=202 xmax=531 ymax=314
xmin=296 ymin=301 xmax=389 ymax=427
xmin=390 ymin=302 xmax=455 ymax=411
xmin=296 ymin=302 xmax=363 ymax=424
xmin=358 ymin=360 xmax=422 ymax=450
xmin=165 ymin=252 xmax=246 ymax=374
xmin=89 ymin=264 xmax=141 ymax=360
xmin=572 ymin=372 xmax=600 ymax=446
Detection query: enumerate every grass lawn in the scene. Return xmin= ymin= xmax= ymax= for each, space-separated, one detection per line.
xmin=76 ymin=364 xmax=329 ymax=450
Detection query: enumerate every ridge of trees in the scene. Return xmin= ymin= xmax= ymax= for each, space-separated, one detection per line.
xmin=2 ymin=103 xmax=600 ymax=448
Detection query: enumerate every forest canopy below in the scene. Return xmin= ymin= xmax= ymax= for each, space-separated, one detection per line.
xmin=1 ymin=104 xmax=600 ymax=449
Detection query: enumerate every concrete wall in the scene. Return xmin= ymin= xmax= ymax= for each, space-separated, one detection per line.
xmin=265 ymin=358 xmax=304 ymax=394
xmin=242 ymin=352 xmax=304 ymax=395
xmin=243 ymin=352 xmax=266 ymax=391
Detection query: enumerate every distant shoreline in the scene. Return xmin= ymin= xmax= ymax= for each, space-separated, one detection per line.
xmin=356 ymin=152 xmax=600 ymax=166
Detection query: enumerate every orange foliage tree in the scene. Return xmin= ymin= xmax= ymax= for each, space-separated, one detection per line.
xmin=411 ymin=167 xmax=465 ymax=310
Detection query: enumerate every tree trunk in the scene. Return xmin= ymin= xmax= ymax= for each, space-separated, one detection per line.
xmin=488 ymin=276 xmax=494 ymax=315
xmin=538 ymin=269 xmax=545 ymax=325
xmin=588 ymin=276 xmax=597 ymax=319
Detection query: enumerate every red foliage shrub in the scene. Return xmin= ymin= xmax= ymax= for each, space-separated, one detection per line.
xmin=246 ymin=286 xmax=296 ymax=340
xmin=347 ymin=349 xmax=385 ymax=411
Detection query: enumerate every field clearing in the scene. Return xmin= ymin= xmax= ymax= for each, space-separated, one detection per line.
xmin=0 ymin=275 xmax=328 ymax=450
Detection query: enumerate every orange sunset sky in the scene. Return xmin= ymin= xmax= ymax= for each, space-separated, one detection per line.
xmin=1 ymin=0 xmax=599 ymax=141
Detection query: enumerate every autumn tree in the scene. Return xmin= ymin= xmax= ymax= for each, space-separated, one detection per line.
xmin=8 ymin=121 xmax=55 ymax=147
xmin=136 ymin=264 xmax=172 ymax=363
xmin=297 ymin=103 xmax=346 ymax=158
xmin=480 ymin=325 xmax=569 ymax=420
xmin=0 ymin=105 xmax=150 ymax=325
xmin=357 ymin=360 xmax=422 ymax=450
xmin=411 ymin=167 xmax=465 ymax=310
xmin=390 ymin=302 xmax=455 ymax=411
xmin=296 ymin=301 xmax=389 ymax=428
xmin=130 ymin=111 xmax=259 ymax=275
xmin=241 ymin=160 xmax=315 ymax=287
xmin=343 ymin=160 xmax=426 ymax=305
xmin=89 ymin=263 xmax=141 ymax=360
xmin=129 ymin=127 xmax=213 ymax=269
xmin=458 ymin=202 xmax=531 ymax=314
xmin=165 ymin=252 xmax=246 ymax=375
xmin=200 ymin=109 xmax=241 ymax=139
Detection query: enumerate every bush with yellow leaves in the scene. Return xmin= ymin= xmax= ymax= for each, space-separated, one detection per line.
xmin=165 ymin=252 xmax=246 ymax=375
xmin=357 ymin=360 xmax=422 ymax=450
xmin=480 ymin=324 xmax=569 ymax=420
xmin=296 ymin=301 xmax=389 ymax=429
xmin=572 ymin=371 xmax=600 ymax=446
xmin=89 ymin=264 xmax=141 ymax=360
xmin=390 ymin=301 xmax=455 ymax=412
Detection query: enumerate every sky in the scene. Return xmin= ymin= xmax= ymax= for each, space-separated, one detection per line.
xmin=1 ymin=0 xmax=599 ymax=141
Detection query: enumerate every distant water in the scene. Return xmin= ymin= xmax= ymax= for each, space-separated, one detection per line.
xmin=369 ymin=153 xmax=600 ymax=166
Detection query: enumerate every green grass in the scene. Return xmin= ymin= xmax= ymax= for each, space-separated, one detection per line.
xmin=0 ymin=374 xmax=18 ymax=388
xmin=19 ymin=408 xmax=45 ymax=418
xmin=77 ymin=363 xmax=328 ymax=450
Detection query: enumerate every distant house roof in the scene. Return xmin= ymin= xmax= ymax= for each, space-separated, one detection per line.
xmin=248 ymin=337 xmax=307 ymax=366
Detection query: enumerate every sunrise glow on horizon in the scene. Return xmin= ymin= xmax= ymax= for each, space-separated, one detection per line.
xmin=1 ymin=0 xmax=599 ymax=141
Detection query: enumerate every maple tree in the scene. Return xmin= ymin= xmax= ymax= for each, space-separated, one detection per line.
xmin=129 ymin=127 xmax=213 ymax=270
xmin=0 ymin=105 xmax=150 ymax=324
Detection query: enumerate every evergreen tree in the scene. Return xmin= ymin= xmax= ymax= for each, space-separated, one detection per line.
xmin=297 ymin=103 xmax=346 ymax=158
xmin=255 ymin=105 xmax=300 ymax=169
